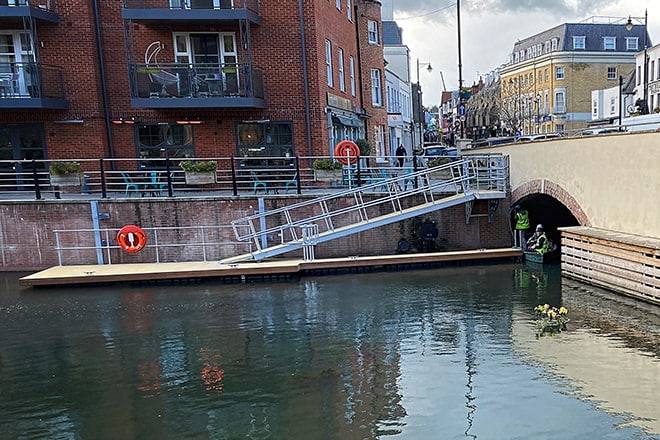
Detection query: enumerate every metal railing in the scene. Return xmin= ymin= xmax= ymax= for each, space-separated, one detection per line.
xmin=123 ymin=0 xmax=259 ymax=14
xmin=128 ymin=62 xmax=264 ymax=100
xmin=0 ymin=62 xmax=66 ymax=100
xmin=0 ymin=155 xmax=437 ymax=200
xmin=223 ymin=154 xmax=508 ymax=262
xmin=53 ymin=224 xmax=253 ymax=266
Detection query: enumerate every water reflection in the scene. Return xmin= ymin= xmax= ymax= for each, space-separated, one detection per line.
xmin=0 ymin=267 xmax=658 ymax=439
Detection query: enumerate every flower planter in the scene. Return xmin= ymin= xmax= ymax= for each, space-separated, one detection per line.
xmin=314 ymin=170 xmax=342 ymax=182
xmin=49 ymin=173 xmax=83 ymax=187
xmin=428 ymin=169 xmax=453 ymax=180
xmin=184 ymin=171 xmax=216 ymax=185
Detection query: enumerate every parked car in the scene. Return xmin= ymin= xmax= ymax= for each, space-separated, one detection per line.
xmin=573 ymin=127 xmax=623 ymax=137
xmin=516 ymin=133 xmax=564 ymax=142
xmin=417 ymin=144 xmax=458 ymax=167
xmin=469 ymin=136 xmax=516 ymax=149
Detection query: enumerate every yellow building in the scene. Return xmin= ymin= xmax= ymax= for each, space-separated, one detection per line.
xmin=500 ymin=17 xmax=649 ymax=135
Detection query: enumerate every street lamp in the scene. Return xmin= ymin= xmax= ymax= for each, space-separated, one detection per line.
xmin=535 ymin=92 xmax=542 ymax=134
xmin=416 ymin=58 xmax=432 ymax=151
xmin=626 ymin=10 xmax=648 ymax=114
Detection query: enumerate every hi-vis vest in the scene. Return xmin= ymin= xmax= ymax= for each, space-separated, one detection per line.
xmin=515 ymin=210 xmax=530 ymax=230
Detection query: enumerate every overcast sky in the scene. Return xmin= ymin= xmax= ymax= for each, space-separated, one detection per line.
xmin=392 ymin=0 xmax=660 ymax=106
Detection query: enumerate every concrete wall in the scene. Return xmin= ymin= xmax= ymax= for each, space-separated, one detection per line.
xmin=0 ymin=196 xmax=511 ymax=272
xmin=484 ymin=131 xmax=660 ymax=239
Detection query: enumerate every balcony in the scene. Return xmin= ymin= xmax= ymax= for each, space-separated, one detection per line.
xmin=0 ymin=62 xmax=68 ymax=109
xmin=128 ymin=62 xmax=265 ymax=109
xmin=122 ymin=0 xmax=261 ymax=25
xmin=0 ymin=0 xmax=59 ymax=23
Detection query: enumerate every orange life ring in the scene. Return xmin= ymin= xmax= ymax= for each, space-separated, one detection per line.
xmin=117 ymin=225 xmax=147 ymax=253
xmin=334 ymin=140 xmax=360 ymax=165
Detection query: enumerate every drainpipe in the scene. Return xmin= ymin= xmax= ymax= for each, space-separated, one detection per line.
xmin=298 ymin=0 xmax=313 ymax=166
xmin=91 ymin=0 xmax=116 ymax=167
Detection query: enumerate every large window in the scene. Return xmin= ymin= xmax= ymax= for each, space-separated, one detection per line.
xmin=237 ymin=122 xmax=294 ymax=167
xmin=607 ymin=66 xmax=617 ymax=80
xmin=325 ymin=40 xmax=333 ymax=87
xmin=137 ymin=123 xmax=194 ymax=169
xmin=554 ymin=90 xmax=566 ymax=113
xmin=371 ymin=69 xmax=382 ymax=106
xmin=367 ymin=20 xmax=379 ymax=45
xmin=338 ymin=48 xmax=345 ymax=92
xmin=349 ymin=56 xmax=356 ymax=96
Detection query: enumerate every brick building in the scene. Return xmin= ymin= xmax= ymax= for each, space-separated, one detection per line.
xmin=0 ymin=0 xmax=387 ymax=175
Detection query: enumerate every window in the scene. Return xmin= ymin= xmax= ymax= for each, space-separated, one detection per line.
xmin=237 ymin=122 xmax=294 ymax=166
xmin=544 ymin=68 xmax=549 ymax=82
xmin=338 ymin=48 xmax=345 ymax=92
xmin=520 ymin=50 xmax=525 ymax=61
xmin=138 ymin=123 xmax=194 ymax=169
xmin=538 ymin=70 xmax=542 ymax=83
xmin=537 ymin=44 xmax=542 ymax=56
xmin=603 ymin=37 xmax=616 ymax=50
xmin=610 ymin=97 xmax=616 ymax=114
xmin=374 ymin=125 xmax=385 ymax=158
xmin=325 ymin=40 xmax=333 ymax=87
xmin=336 ymin=0 xmax=341 ymax=10
xmin=554 ymin=90 xmax=566 ymax=113
xmin=370 ymin=69 xmax=382 ymax=106
xmin=573 ymin=36 xmax=585 ymax=50
xmin=349 ymin=56 xmax=356 ymax=96
xmin=551 ymin=38 xmax=558 ymax=51
xmin=626 ymin=37 xmax=639 ymax=50
xmin=544 ymin=41 xmax=550 ymax=53
xmin=367 ymin=20 xmax=379 ymax=45
xmin=347 ymin=0 xmax=352 ymax=21
xmin=607 ymin=66 xmax=617 ymax=80
xmin=555 ymin=66 xmax=564 ymax=80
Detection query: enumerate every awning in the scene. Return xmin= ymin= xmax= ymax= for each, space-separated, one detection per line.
xmin=333 ymin=115 xmax=363 ymax=128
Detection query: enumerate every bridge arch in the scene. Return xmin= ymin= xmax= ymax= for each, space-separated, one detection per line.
xmin=512 ymin=179 xmax=589 ymax=226
xmin=510 ymin=179 xmax=586 ymax=244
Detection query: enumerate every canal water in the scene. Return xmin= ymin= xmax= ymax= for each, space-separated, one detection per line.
xmin=1 ymin=264 xmax=659 ymax=440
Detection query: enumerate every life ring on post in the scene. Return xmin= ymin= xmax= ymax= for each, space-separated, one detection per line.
xmin=334 ymin=140 xmax=360 ymax=165
xmin=117 ymin=224 xmax=147 ymax=253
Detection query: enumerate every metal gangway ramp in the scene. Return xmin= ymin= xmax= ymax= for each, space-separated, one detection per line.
xmin=221 ymin=154 xmax=508 ymax=263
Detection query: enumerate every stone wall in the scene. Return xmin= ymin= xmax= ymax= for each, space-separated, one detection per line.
xmin=0 ymin=195 xmax=512 ymax=272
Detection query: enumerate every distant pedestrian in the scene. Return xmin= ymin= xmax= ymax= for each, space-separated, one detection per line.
xmin=395 ymin=145 xmax=406 ymax=167
xmin=513 ymin=205 xmax=530 ymax=249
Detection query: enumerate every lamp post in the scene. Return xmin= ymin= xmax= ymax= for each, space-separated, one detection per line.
xmin=416 ymin=58 xmax=432 ymax=151
xmin=626 ymin=9 xmax=648 ymax=114
xmin=456 ymin=0 xmax=464 ymax=138
xmin=536 ymin=92 xmax=542 ymax=134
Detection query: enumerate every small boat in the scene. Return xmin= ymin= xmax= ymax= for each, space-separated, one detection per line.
xmin=523 ymin=244 xmax=559 ymax=264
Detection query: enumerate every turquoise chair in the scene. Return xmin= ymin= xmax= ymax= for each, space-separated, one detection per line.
xmin=121 ymin=172 xmax=142 ymax=197
xmin=285 ymin=172 xmax=298 ymax=194
xmin=250 ymin=171 xmax=268 ymax=194
xmin=145 ymin=171 xmax=168 ymax=196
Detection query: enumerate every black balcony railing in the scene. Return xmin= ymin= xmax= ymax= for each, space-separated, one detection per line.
xmin=128 ymin=62 xmax=264 ymax=107
xmin=0 ymin=0 xmax=55 ymax=11
xmin=0 ymin=62 xmax=67 ymax=108
xmin=122 ymin=0 xmax=259 ymax=14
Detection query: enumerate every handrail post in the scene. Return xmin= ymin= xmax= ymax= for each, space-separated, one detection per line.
xmin=294 ymin=156 xmax=301 ymax=195
xmin=231 ymin=157 xmax=238 ymax=196
xmin=31 ymin=159 xmax=41 ymax=200
xmin=412 ymin=153 xmax=419 ymax=189
xmin=356 ymin=158 xmax=362 ymax=187
xmin=100 ymin=158 xmax=107 ymax=198
xmin=165 ymin=153 xmax=173 ymax=197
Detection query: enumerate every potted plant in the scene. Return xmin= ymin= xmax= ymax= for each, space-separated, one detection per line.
xmin=426 ymin=157 xmax=453 ymax=180
xmin=49 ymin=161 xmax=83 ymax=186
xmin=355 ymin=138 xmax=372 ymax=156
xmin=312 ymin=158 xmax=343 ymax=181
xmin=180 ymin=160 xmax=217 ymax=185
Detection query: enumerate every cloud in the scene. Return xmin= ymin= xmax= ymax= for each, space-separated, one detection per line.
xmin=394 ymin=0 xmax=623 ymax=17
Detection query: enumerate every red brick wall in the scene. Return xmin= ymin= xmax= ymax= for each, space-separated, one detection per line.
xmin=0 ymin=196 xmax=512 ymax=271
xmin=1 ymin=1 xmax=388 ymax=162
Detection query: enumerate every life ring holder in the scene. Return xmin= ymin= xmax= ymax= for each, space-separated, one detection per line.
xmin=117 ymin=224 xmax=147 ymax=253
xmin=333 ymin=140 xmax=360 ymax=165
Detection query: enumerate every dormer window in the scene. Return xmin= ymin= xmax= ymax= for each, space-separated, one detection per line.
xmin=573 ymin=36 xmax=585 ymax=49
xmin=603 ymin=36 xmax=616 ymax=50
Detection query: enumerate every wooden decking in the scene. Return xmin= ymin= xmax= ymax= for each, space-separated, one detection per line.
xmin=19 ymin=248 xmax=523 ymax=287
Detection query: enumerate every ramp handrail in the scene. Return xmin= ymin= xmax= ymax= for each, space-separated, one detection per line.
xmin=226 ymin=154 xmax=508 ymax=261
